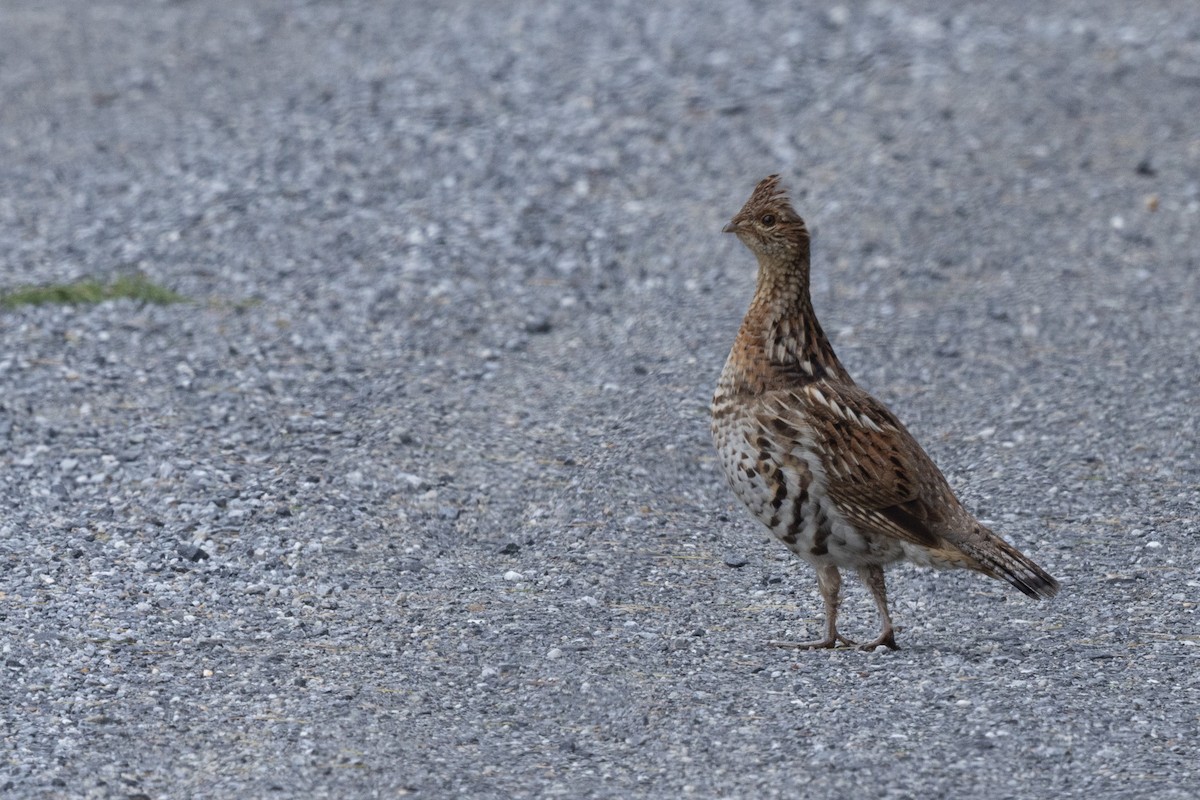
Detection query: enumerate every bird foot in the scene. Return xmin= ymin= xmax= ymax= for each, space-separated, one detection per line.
xmin=769 ymin=633 xmax=857 ymax=650
xmin=857 ymin=629 xmax=899 ymax=651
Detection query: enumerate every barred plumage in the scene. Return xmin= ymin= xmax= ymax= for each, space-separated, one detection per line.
xmin=712 ymin=175 xmax=1059 ymax=650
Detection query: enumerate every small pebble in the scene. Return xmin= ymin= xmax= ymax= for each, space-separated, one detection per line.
xmin=524 ymin=315 xmax=553 ymax=334
xmin=176 ymin=544 xmax=210 ymax=562
xmin=397 ymin=472 xmax=426 ymax=490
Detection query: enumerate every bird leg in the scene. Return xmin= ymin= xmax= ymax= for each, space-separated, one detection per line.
xmin=856 ymin=565 xmax=899 ymax=651
xmin=770 ymin=564 xmax=856 ymax=649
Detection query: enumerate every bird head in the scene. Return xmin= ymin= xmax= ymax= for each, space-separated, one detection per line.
xmin=723 ymin=174 xmax=810 ymax=261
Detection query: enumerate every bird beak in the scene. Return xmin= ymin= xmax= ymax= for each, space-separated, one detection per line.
xmin=722 ymin=221 xmax=740 ymax=234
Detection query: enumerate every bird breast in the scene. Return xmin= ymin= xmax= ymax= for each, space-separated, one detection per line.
xmin=711 ymin=392 xmax=906 ymax=568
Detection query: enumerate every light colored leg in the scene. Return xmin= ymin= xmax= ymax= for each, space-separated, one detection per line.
xmin=770 ymin=565 xmax=856 ymax=649
xmin=856 ymin=565 xmax=899 ymax=651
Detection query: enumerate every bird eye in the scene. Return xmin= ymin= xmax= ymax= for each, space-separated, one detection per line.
xmin=760 ymin=213 xmax=777 ymax=227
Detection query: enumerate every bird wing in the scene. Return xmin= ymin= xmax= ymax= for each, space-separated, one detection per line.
xmin=771 ymin=382 xmax=952 ymax=549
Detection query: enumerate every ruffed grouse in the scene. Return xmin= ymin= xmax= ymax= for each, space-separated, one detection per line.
xmin=711 ymin=175 xmax=1059 ymax=650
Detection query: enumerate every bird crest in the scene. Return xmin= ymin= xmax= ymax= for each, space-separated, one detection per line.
xmin=741 ymin=174 xmax=789 ymax=215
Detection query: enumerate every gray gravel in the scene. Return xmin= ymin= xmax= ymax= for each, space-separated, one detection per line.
xmin=2 ymin=1 xmax=1199 ymax=798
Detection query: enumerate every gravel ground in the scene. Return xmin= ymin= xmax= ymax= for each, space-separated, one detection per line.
xmin=2 ymin=1 xmax=1198 ymax=798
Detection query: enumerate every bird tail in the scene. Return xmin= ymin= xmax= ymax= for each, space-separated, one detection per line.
xmin=961 ymin=526 xmax=1060 ymax=600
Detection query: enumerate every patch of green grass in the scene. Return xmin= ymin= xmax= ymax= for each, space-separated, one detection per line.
xmin=206 ymin=295 xmax=264 ymax=313
xmin=0 ymin=275 xmax=187 ymax=308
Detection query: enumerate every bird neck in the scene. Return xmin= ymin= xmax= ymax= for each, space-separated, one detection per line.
xmin=722 ymin=254 xmax=848 ymax=394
